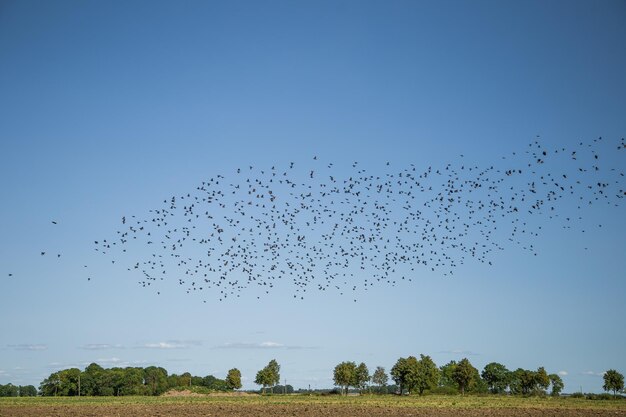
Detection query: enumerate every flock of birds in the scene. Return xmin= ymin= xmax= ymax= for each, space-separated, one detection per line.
xmin=8 ymin=137 xmax=626 ymax=302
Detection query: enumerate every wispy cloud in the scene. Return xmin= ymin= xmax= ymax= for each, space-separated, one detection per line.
xmin=93 ymin=357 xmax=123 ymax=365
xmin=80 ymin=344 xmax=125 ymax=350
xmin=139 ymin=340 xmax=202 ymax=349
xmin=214 ymin=341 xmax=317 ymax=350
xmin=8 ymin=344 xmax=47 ymax=351
xmin=558 ymin=370 xmax=568 ymax=376
xmin=582 ymin=370 xmax=605 ymax=377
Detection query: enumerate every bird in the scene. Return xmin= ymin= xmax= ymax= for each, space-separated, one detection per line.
xmin=76 ymin=136 xmax=625 ymax=302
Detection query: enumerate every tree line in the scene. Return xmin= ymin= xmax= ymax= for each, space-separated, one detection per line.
xmin=37 ymin=363 xmax=241 ymax=396
xmin=1 ymin=358 xmax=623 ymax=397
xmin=333 ymin=356 xmax=624 ymax=397
xmin=0 ymin=384 xmax=37 ymax=397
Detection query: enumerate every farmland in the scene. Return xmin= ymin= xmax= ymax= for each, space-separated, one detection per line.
xmin=1 ymin=394 xmax=625 ymax=417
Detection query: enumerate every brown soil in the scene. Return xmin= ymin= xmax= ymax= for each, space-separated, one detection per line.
xmin=2 ymin=404 xmax=626 ymax=417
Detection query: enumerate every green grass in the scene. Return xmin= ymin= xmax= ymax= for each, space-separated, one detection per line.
xmin=1 ymin=394 xmax=625 ymax=410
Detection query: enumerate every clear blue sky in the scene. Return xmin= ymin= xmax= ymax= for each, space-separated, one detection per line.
xmin=1 ymin=0 xmax=625 ymax=392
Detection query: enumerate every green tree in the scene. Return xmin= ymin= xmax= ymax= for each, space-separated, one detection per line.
xmin=56 ymin=368 xmax=81 ymax=396
xmin=333 ymin=361 xmax=356 ymax=395
xmin=548 ymin=374 xmax=564 ymax=397
xmin=108 ymin=368 xmax=125 ymax=396
xmin=481 ymin=362 xmax=510 ymax=394
xmin=509 ymin=368 xmax=536 ymax=395
xmin=82 ymin=363 xmax=109 ymax=396
xmin=202 ymin=375 xmax=229 ymax=391
xmin=603 ymin=369 xmax=624 ymax=398
xmin=143 ymin=366 xmax=168 ymax=395
xmin=39 ymin=372 xmax=61 ymax=396
xmin=0 ymin=383 xmax=19 ymax=397
xmin=180 ymin=372 xmax=193 ymax=387
xmin=439 ymin=361 xmax=458 ymax=389
xmin=273 ymin=384 xmax=294 ymax=394
xmin=452 ymin=358 xmax=476 ymax=395
xmin=267 ymin=359 xmax=280 ymax=392
xmin=255 ymin=368 xmax=271 ymax=394
xmin=19 ymin=385 xmax=37 ymax=397
xmin=534 ymin=367 xmax=550 ymax=395
xmin=167 ymin=374 xmax=182 ymax=388
xmin=255 ymin=360 xmax=280 ymax=394
xmin=354 ymin=362 xmax=370 ymax=392
xmin=409 ymin=355 xmax=440 ymax=395
xmin=226 ymin=368 xmax=242 ymax=390
xmin=371 ymin=366 xmax=388 ymax=392
xmin=391 ymin=357 xmax=414 ymax=395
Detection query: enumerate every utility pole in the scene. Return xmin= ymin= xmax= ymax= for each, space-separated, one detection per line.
xmin=78 ymin=373 xmax=81 ymax=397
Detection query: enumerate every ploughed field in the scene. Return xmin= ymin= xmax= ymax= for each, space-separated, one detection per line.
xmin=1 ymin=394 xmax=625 ymax=417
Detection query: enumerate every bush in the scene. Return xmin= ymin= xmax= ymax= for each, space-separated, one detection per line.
xmin=429 ymin=386 xmax=459 ymax=395
xmin=568 ymin=392 xmax=623 ymax=400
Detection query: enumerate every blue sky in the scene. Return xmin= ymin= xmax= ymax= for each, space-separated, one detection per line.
xmin=0 ymin=0 xmax=625 ymax=392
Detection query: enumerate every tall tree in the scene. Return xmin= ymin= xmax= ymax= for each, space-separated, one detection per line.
xmin=82 ymin=363 xmax=108 ymax=396
xmin=371 ymin=366 xmax=388 ymax=392
xmin=481 ymin=362 xmax=510 ymax=394
xmin=143 ymin=366 xmax=168 ymax=396
xmin=255 ymin=368 xmax=271 ymax=394
xmin=509 ymin=368 xmax=537 ymax=395
xmin=39 ymin=372 xmax=61 ymax=396
xmin=0 ymin=384 xmax=19 ymax=397
xmin=409 ymin=355 xmax=440 ymax=395
xmin=255 ymin=360 xmax=280 ymax=394
xmin=439 ymin=361 xmax=458 ymax=389
xmin=267 ymin=359 xmax=281 ymax=392
xmin=534 ymin=367 xmax=550 ymax=395
xmin=333 ymin=361 xmax=356 ymax=395
xmin=226 ymin=368 xmax=242 ymax=390
xmin=19 ymin=385 xmax=37 ymax=397
xmin=391 ymin=357 xmax=413 ymax=395
xmin=57 ymin=368 xmax=81 ymax=396
xmin=355 ymin=362 xmax=370 ymax=392
xmin=548 ymin=374 xmax=564 ymax=397
xmin=180 ymin=372 xmax=193 ymax=387
xmin=603 ymin=369 xmax=624 ymax=398
xmin=121 ymin=367 xmax=145 ymax=395
xmin=452 ymin=358 xmax=476 ymax=395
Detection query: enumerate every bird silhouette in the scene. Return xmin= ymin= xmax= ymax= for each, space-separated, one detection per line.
xmin=19 ymin=136 xmax=622 ymax=303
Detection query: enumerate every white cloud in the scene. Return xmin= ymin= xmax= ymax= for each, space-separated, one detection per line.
xmin=94 ymin=357 xmax=122 ymax=364
xmin=140 ymin=340 xmax=202 ymax=349
xmin=558 ymin=371 xmax=568 ymax=376
xmin=260 ymin=341 xmax=284 ymax=348
xmin=582 ymin=371 xmax=605 ymax=377
xmin=8 ymin=344 xmax=47 ymax=351
xmin=215 ymin=341 xmax=316 ymax=350
xmin=216 ymin=341 xmax=283 ymax=349
xmin=80 ymin=344 xmax=125 ymax=350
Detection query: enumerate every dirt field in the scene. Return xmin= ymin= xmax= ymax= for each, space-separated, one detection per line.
xmin=3 ymin=403 xmax=626 ymax=417
xmin=2 ymin=395 xmax=625 ymax=417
